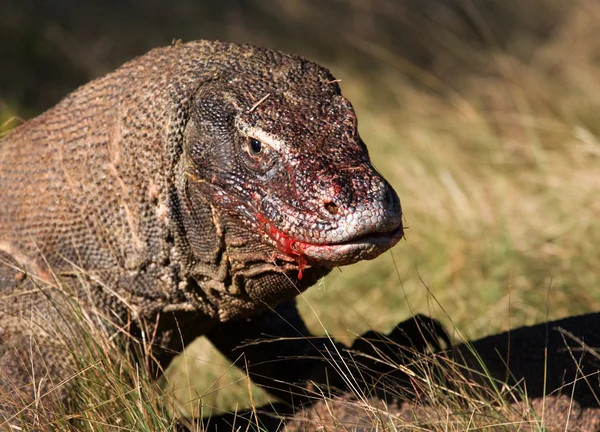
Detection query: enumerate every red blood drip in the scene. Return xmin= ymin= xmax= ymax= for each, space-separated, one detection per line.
xmin=296 ymin=256 xmax=307 ymax=279
xmin=257 ymin=214 xmax=307 ymax=279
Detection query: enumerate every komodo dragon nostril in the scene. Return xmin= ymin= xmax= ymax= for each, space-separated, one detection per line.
xmin=323 ymin=201 xmax=340 ymax=215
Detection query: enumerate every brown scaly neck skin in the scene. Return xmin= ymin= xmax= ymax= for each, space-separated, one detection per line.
xmin=0 ymin=40 xmax=402 ymax=325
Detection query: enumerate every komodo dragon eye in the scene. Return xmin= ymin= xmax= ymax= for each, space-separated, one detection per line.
xmin=241 ymin=136 xmax=276 ymax=175
xmin=248 ymin=138 xmax=263 ymax=155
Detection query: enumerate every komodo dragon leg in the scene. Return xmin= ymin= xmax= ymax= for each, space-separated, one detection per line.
xmin=200 ymin=300 xmax=449 ymax=429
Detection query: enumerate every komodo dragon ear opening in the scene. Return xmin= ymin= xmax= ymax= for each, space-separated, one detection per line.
xmin=181 ymin=85 xmax=239 ymax=169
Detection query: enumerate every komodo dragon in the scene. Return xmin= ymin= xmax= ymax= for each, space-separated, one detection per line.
xmin=0 ymin=40 xmax=446 ymax=427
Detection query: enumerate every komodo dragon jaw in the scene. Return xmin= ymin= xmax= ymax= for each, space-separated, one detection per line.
xmin=182 ymin=67 xmax=403 ymax=277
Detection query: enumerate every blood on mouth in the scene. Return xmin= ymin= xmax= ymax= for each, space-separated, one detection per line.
xmin=257 ymin=214 xmax=308 ymax=279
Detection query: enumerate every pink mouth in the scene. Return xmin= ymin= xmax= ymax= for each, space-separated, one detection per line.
xmin=258 ymin=216 xmax=404 ymax=279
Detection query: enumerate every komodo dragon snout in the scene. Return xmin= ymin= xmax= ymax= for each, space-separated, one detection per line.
xmin=181 ymin=65 xmax=402 ymax=278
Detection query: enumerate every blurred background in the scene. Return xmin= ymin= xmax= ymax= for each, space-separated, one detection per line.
xmin=2 ymin=0 xmax=600 ymax=416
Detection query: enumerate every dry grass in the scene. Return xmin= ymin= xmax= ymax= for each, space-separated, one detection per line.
xmin=280 ymin=355 xmax=542 ymax=431
xmin=2 ymin=0 xmax=600 ymax=430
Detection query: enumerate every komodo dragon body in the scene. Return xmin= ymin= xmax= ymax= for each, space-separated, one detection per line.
xmin=0 ymin=40 xmax=423 ymax=425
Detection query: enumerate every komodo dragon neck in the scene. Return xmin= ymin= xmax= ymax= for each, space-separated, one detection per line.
xmin=0 ymin=40 xmax=403 ymax=327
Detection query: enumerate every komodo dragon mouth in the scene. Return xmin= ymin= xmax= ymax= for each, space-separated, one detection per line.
xmin=261 ymin=220 xmax=404 ymax=278
xmin=193 ymin=175 xmax=403 ymax=278
xmin=251 ymin=200 xmax=404 ymax=278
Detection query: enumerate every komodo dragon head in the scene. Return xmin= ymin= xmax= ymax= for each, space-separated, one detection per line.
xmin=177 ymin=44 xmax=402 ymax=286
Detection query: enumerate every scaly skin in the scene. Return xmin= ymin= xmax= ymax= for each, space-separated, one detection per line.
xmin=0 ymin=40 xmax=420 ymax=427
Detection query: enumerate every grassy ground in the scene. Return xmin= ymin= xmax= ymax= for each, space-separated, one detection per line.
xmin=2 ymin=0 xmax=600 ymax=429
